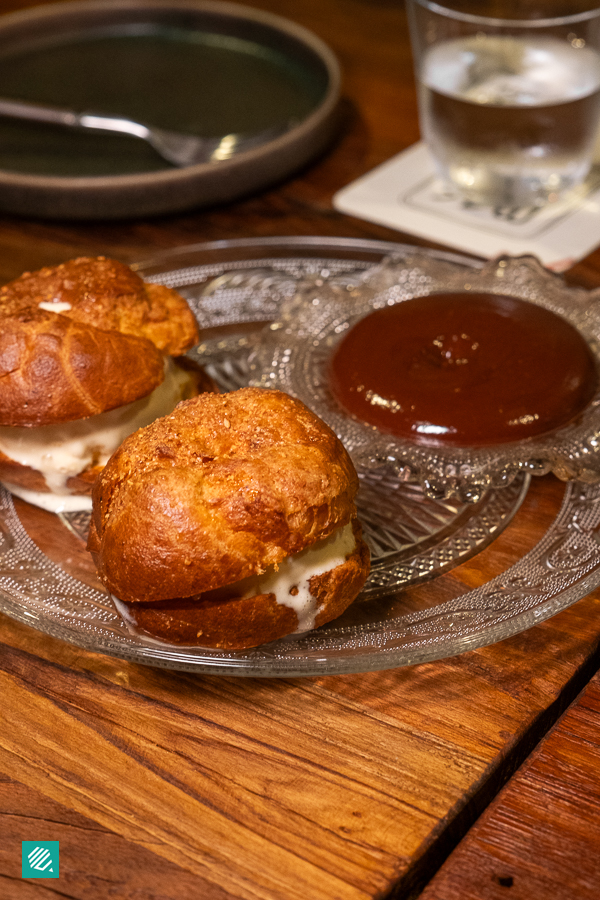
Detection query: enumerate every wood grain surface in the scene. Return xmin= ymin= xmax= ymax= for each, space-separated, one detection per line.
xmin=1 ymin=1 xmax=600 ymax=898
xmin=1 ymin=773 xmax=215 ymax=900
xmin=420 ymin=673 xmax=600 ymax=900
xmin=3 ymin=476 xmax=600 ymax=899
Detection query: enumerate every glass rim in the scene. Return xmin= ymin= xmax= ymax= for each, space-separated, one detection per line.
xmin=411 ymin=0 xmax=600 ymax=29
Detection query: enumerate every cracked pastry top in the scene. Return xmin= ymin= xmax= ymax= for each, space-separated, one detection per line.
xmin=0 ymin=255 xmax=212 ymax=510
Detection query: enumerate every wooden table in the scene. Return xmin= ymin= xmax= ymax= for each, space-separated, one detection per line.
xmin=421 ymin=670 xmax=600 ymax=900
xmin=2 ymin=0 xmax=600 ymax=897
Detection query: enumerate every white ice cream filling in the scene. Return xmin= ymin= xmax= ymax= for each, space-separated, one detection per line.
xmin=0 ymin=357 xmax=193 ymax=513
xmin=112 ymin=521 xmax=358 ymax=643
xmin=243 ymin=522 xmax=357 ymax=633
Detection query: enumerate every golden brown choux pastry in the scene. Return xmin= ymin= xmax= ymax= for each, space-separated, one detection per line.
xmin=0 ymin=256 xmax=212 ymax=504
xmin=89 ymin=388 xmax=370 ymax=649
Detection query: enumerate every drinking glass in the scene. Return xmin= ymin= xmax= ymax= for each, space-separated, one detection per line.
xmin=407 ymin=0 xmax=600 ymax=209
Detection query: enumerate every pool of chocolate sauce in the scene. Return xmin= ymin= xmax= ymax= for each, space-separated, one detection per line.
xmin=329 ymin=292 xmax=598 ymax=447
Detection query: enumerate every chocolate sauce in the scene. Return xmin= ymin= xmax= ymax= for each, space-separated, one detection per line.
xmin=329 ymin=292 xmax=597 ymax=447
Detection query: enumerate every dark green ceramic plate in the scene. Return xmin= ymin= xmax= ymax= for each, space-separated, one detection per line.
xmin=0 ymin=0 xmax=340 ymax=218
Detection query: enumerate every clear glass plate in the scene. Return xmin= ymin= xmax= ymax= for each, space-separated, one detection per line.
xmin=1 ymin=236 xmax=599 ymax=676
xmin=250 ymin=249 xmax=600 ymax=502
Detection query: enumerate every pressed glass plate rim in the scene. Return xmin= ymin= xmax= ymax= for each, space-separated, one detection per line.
xmin=248 ymin=248 xmax=600 ymax=501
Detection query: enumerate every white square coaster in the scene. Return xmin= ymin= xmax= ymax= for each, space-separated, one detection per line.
xmin=334 ymin=142 xmax=600 ymax=269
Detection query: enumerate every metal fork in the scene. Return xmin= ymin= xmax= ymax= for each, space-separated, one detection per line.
xmin=0 ymin=96 xmax=289 ymax=167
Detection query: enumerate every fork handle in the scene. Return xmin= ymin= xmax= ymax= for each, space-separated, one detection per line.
xmin=0 ymin=97 xmax=79 ymax=128
xmin=0 ymin=97 xmax=150 ymax=141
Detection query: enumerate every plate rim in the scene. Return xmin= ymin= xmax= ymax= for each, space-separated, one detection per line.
xmin=132 ymin=234 xmax=484 ymax=272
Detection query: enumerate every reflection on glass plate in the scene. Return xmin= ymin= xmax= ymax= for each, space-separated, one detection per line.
xmin=1 ymin=237 xmax=599 ymax=676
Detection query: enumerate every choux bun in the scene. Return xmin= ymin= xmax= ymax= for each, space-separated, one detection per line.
xmin=0 ymin=256 xmax=212 ymax=506
xmin=0 ymin=255 xmax=199 ymax=426
xmin=89 ymin=388 xmax=370 ymax=649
